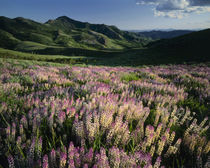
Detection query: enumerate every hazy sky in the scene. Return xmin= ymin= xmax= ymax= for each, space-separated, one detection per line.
xmin=0 ymin=0 xmax=210 ymax=30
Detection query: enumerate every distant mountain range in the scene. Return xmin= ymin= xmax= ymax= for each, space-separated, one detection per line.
xmin=137 ymin=30 xmax=195 ymax=40
xmin=0 ymin=16 xmax=150 ymax=52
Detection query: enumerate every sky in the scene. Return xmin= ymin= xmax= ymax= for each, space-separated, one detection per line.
xmin=0 ymin=0 xmax=210 ymax=30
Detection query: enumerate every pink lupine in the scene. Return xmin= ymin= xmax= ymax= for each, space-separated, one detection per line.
xmin=146 ymin=125 xmax=154 ymax=137
xmin=68 ymin=159 xmax=75 ymax=168
xmin=109 ymin=146 xmax=120 ymax=168
xmin=94 ymin=148 xmax=110 ymax=168
xmin=68 ymin=141 xmax=75 ymax=155
xmin=83 ymin=164 xmax=89 ymax=168
xmin=58 ymin=111 xmax=66 ymax=125
xmin=43 ymin=155 xmax=49 ymax=168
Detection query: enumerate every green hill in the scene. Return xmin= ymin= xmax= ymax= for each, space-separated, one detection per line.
xmin=0 ymin=16 xmax=150 ymax=52
xmin=146 ymin=29 xmax=210 ymax=62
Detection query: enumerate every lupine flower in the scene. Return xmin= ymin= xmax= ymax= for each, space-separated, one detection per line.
xmin=8 ymin=154 xmax=15 ymax=168
xmin=16 ymin=136 xmax=21 ymax=146
xmin=203 ymin=141 xmax=210 ymax=154
xmin=174 ymin=138 xmax=182 ymax=149
xmin=6 ymin=125 xmax=11 ymax=139
xmin=109 ymin=146 xmax=120 ymax=168
xmin=157 ymin=136 xmax=166 ymax=155
xmin=11 ymin=123 xmax=16 ymax=140
xmin=155 ymin=123 xmax=162 ymax=140
xmin=168 ymin=131 xmax=175 ymax=145
xmin=149 ymin=145 xmax=155 ymax=157
xmin=154 ymin=156 xmax=161 ymax=168
xmin=37 ymin=137 xmax=42 ymax=159
xmin=68 ymin=159 xmax=75 ymax=168
xmin=199 ymin=117 xmax=208 ymax=128
xmin=60 ymin=152 xmax=67 ymax=168
xmin=43 ymin=155 xmax=49 ymax=168
xmin=50 ymin=149 xmax=56 ymax=167
xmin=29 ymin=138 xmax=36 ymax=160
xmin=19 ymin=124 xmax=24 ymax=135
xmin=84 ymin=148 xmax=93 ymax=164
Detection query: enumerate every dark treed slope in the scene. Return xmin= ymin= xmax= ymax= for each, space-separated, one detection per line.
xmin=146 ymin=29 xmax=210 ymax=63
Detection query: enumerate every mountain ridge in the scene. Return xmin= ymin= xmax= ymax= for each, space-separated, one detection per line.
xmin=0 ymin=16 xmax=150 ymax=52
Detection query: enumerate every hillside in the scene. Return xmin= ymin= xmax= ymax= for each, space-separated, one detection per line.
xmin=0 ymin=16 xmax=150 ymax=52
xmin=147 ymin=29 xmax=210 ymax=61
xmin=138 ymin=30 xmax=194 ymax=40
xmin=91 ymin=29 xmax=210 ymax=66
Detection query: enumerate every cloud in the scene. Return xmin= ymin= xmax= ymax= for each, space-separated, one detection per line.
xmin=136 ymin=0 xmax=210 ymax=18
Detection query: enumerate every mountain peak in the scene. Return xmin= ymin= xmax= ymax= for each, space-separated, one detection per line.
xmin=55 ymin=16 xmax=78 ymax=23
xmin=57 ymin=16 xmax=71 ymax=20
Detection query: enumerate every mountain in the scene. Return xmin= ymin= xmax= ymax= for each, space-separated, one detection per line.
xmin=137 ymin=30 xmax=194 ymax=40
xmin=0 ymin=16 xmax=150 ymax=52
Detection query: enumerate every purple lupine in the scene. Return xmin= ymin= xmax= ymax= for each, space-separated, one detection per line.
xmin=19 ymin=124 xmax=24 ymax=135
xmin=60 ymin=151 xmax=67 ymax=168
xmin=74 ymin=150 xmax=81 ymax=168
xmin=94 ymin=148 xmax=110 ymax=168
xmin=6 ymin=125 xmax=11 ymax=139
xmin=11 ymin=123 xmax=16 ymax=140
xmin=8 ymin=154 xmax=15 ymax=168
xmin=37 ymin=137 xmax=42 ymax=159
xmin=50 ymin=149 xmax=56 ymax=167
xmin=154 ymin=156 xmax=161 ymax=168
xmin=16 ymin=136 xmax=21 ymax=146
xmin=109 ymin=146 xmax=120 ymax=168
xmin=29 ymin=137 xmax=36 ymax=161
xmin=84 ymin=148 xmax=93 ymax=164
xmin=32 ymin=117 xmax=37 ymax=133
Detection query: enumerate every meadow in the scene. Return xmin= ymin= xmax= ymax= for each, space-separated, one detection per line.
xmin=0 ymin=58 xmax=209 ymax=168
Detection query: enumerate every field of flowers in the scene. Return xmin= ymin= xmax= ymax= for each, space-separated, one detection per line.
xmin=0 ymin=59 xmax=209 ymax=168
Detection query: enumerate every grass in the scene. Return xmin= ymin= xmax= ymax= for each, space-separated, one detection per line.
xmin=0 ymin=48 xmax=94 ymax=64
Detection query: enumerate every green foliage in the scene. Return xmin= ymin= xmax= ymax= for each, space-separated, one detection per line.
xmin=121 ymin=72 xmax=140 ymax=82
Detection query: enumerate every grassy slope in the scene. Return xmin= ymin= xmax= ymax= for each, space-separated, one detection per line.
xmin=0 ymin=48 xmax=94 ymax=65
xmin=0 ymin=16 xmax=149 ymax=52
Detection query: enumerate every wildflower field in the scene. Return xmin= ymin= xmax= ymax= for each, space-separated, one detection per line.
xmin=0 ymin=59 xmax=209 ymax=168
